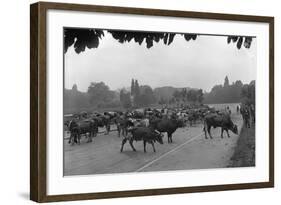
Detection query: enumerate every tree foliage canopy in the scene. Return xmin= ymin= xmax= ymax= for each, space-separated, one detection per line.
xmin=64 ymin=28 xmax=197 ymax=53
xmin=64 ymin=29 xmax=105 ymax=53
xmin=87 ymin=82 xmax=116 ymax=106
xmin=64 ymin=28 xmax=254 ymax=54
xmin=227 ymin=36 xmax=253 ymax=49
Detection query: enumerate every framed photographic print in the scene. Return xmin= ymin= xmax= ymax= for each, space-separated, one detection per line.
xmin=30 ymin=1 xmax=274 ymax=202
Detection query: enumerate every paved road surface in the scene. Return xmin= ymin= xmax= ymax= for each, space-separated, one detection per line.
xmin=64 ymin=113 xmax=243 ymax=176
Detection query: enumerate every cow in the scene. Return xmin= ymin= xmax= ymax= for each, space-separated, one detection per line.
xmin=120 ymin=127 xmax=164 ymax=152
xmin=65 ymin=119 xmax=82 ymax=145
xmin=149 ymin=118 xmax=185 ymax=143
xmin=91 ymin=114 xmax=111 ymax=135
xmin=115 ymin=117 xmax=134 ymax=138
xmin=67 ymin=119 xmax=97 ymax=145
xmin=203 ymin=113 xmax=238 ymax=139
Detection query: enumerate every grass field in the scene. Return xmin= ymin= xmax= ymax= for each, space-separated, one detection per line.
xmin=228 ymin=123 xmax=255 ymax=167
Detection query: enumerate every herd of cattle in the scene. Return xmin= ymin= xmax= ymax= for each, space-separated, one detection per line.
xmin=64 ymin=104 xmax=254 ymax=152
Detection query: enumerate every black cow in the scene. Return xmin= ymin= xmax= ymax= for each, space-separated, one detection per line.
xmin=120 ymin=127 xmax=163 ymax=152
xmin=67 ymin=119 xmax=97 ymax=145
xmin=203 ymin=113 xmax=238 ymax=139
xmin=149 ymin=118 xmax=185 ymax=143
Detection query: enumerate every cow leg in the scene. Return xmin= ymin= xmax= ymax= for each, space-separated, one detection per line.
xmin=88 ymin=132 xmax=92 ymax=143
xmin=203 ymin=124 xmax=208 ymax=139
xmin=68 ymin=133 xmax=72 ymax=144
xmin=207 ymin=125 xmax=213 ymax=139
xmin=121 ymin=128 xmax=127 ymax=138
xmin=90 ymin=132 xmax=93 ymax=142
xmin=151 ymin=142 xmax=156 ymax=152
xmin=77 ymin=134 xmax=81 ymax=144
xmin=129 ymin=139 xmax=136 ymax=152
xmin=86 ymin=133 xmax=90 ymax=142
xmin=94 ymin=127 xmax=98 ymax=137
xmin=72 ymin=134 xmax=76 ymax=145
xmin=143 ymin=140 xmax=147 ymax=152
xmin=120 ymin=138 xmax=127 ymax=152
xmin=104 ymin=125 xmax=108 ymax=135
xmin=221 ymin=128 xmax=224 ymax=138
xmin=73 ymin=134 xmax=77 ymax=145
xmin=167 ymin=133 xmax=172 ymax=143
xmin=122 ymin=128 xmax=127 ymax=138
xmin=120 ymin=128 xmax=124 ymax=137
xmin=106 ymin=124 xmax=110 ymax=134
xmin=226 ymin=130 xmax=230 ymax=138
xmin=75 ymin=135 xmax=79 ymax=144
xmin=117 ymin=125 xmax=121 ymax=137
xmin=169 ymin=133 xmax=173 ymax=143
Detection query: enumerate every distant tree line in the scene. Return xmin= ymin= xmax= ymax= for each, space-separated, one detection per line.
xmin=64 ymin=76 xmax=255 ymax=113
xmin=64 ymin=82 xmax=121 ymax=113
xmin=203 ymin=76 xmax=255 ymax=104
xmin=64 ymin=79 xmax=158 ymax=113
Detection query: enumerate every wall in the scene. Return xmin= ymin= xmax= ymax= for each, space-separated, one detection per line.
xmin=0 ymin=0 xmax=279 ymax=204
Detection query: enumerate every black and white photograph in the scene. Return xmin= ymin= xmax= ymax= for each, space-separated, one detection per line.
xmin=63 ymin=28 xmax=256 ymax=176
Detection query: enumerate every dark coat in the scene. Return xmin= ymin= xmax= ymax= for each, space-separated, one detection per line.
xmin=120 ymin=127 xmax=163 ymax=152
xmin=149 ymin=118 xmax=184 ymax=143
xmin=68 ymin=119 xmax=97 ymax=144
xmin=203 ymin=113 xmax=238 ymax=139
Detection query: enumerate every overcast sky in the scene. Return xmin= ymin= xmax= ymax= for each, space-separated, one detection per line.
xmin=64 ymin=31 xmax=256 ymax=92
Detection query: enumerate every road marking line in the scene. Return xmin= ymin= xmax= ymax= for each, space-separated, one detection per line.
xmin=134 ymin=132 xmax=203 ymax=172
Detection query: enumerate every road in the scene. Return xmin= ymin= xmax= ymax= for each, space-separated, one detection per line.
xmin=64 ymin=113 xmax=243 ymax=176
